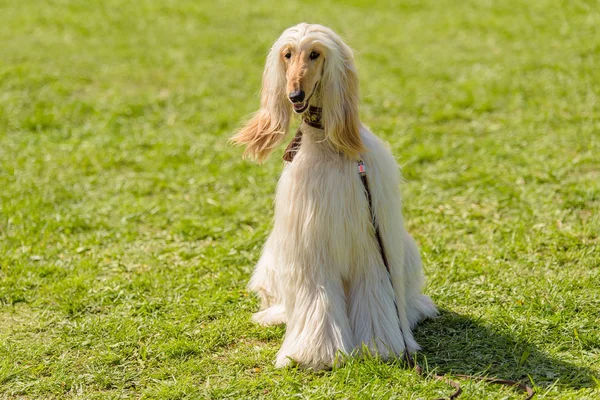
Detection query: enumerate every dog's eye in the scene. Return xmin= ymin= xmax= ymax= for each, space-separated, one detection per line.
xmin=284 ymin=52 xmax=292 ymax=59
xmin=309 ymin=51 xmax=320 ymax=60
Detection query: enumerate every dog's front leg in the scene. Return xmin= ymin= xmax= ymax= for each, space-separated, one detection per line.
xmin=275 ymin=274 xmax=355 ymax=370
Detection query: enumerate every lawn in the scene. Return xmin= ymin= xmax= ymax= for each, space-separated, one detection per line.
xmin=1 ymin=0 xmax=599 ymax=398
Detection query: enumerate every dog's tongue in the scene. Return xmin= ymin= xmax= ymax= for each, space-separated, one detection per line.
xmin=293 ymin=103 xmax=305 ymax=111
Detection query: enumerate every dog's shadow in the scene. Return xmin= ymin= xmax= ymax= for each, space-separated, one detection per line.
xmin=413 ymin=309 xmax=597 ymax=390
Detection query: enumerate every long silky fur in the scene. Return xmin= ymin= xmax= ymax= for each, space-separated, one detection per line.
xmin=230 ymin=32 xmax=292 ymax=163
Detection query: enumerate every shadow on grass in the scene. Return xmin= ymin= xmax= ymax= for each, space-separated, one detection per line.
xmin=413 ymin=309 xmax=597 ymax=390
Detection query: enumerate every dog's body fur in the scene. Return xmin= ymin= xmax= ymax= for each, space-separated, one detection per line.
xmin=233 ymin=23 xmax=436 ymax=370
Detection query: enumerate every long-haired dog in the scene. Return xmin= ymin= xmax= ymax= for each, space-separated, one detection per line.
xmin=232 ymin=23 xmax=437 ymax=370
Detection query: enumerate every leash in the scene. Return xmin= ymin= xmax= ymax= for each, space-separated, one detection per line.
xmin=357 ymin=159 xmax=535 ymax=400
xmin=283 ymin=122 xmax=534 ymax=399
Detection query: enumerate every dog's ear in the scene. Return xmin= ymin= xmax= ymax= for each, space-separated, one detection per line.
xmin=321 ymin=40 xmax=365 ymax=159
xmin=231 ymin=49 xmax=291 ymax=163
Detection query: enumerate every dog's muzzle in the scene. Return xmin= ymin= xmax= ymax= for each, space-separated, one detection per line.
xmin=290 ymin=82 xmax=318 ymax=114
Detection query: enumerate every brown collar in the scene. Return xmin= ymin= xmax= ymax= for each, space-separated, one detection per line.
xmin=302 ymin=106 xmax=323 ymax=129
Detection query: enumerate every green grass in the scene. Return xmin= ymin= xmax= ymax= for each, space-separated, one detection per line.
xmin=1 ymin=0 xmax=599 ymax=398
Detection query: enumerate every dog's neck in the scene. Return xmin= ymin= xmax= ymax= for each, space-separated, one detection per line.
xmin=283 ymin=88 xmax=325 ymax=162
xmin=301 ymin=84 xmax=324 ymax=130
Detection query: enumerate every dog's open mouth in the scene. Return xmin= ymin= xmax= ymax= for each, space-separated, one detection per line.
xmin=293 ymin=102 xmax=309 ymax=113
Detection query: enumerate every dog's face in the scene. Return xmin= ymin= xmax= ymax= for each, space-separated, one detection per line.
xmin=281 ymin=41 xmax=325 ymax=114
xmin=231 ymin=23 xmax=365 ymax=162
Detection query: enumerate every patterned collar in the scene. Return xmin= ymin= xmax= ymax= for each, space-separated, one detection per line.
xmin=302 ymin=106 xmax=323 ymax=129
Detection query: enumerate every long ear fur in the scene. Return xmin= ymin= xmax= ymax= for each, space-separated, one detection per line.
xmin=231 ymin=45 xmax=291 ymax=163
xmin=321 ymin=33 xmax=365 ymax=159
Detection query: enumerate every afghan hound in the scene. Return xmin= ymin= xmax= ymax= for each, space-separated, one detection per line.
xmin=231 ymin=23 xmax=437 ymax=370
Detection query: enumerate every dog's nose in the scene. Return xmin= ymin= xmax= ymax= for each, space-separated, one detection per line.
xmin=289 ymin=90 xmax=305 ymax=103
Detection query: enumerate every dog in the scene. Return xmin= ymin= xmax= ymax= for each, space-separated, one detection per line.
xmin=232 ymin=23 xmax=437 ymax=370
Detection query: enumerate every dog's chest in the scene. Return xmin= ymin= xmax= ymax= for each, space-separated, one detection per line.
xmin=274 ymin=153 xmax=370 ymax=268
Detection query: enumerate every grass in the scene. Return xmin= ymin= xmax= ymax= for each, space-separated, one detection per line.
xmin=1 ymin=0 xmax=599 ymax=398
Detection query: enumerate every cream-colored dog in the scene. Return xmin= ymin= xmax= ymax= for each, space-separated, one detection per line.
xmin=232 ymin=23 xmax=436 ymax=370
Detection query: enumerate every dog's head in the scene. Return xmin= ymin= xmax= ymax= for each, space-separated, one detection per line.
xmin=231 ymin=23 xmax=364 ymax=163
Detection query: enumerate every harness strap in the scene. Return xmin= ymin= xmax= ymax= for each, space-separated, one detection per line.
xmin=283 ymin=128 xmax=303 ymax=162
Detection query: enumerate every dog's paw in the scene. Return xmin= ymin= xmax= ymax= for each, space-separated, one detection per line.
xmin=275 ymin=351 xmax=334 ymax=371
xmin=275 ymin=339 xmax=348 ymax=371
xmin=251 ymin=305 xmax=286 ymax=326
xmin=274 ymin=352 xmax=294 ymax=368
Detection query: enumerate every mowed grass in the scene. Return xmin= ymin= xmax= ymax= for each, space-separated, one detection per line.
xmin=1 ymin=0 xmax=599 ymax=398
